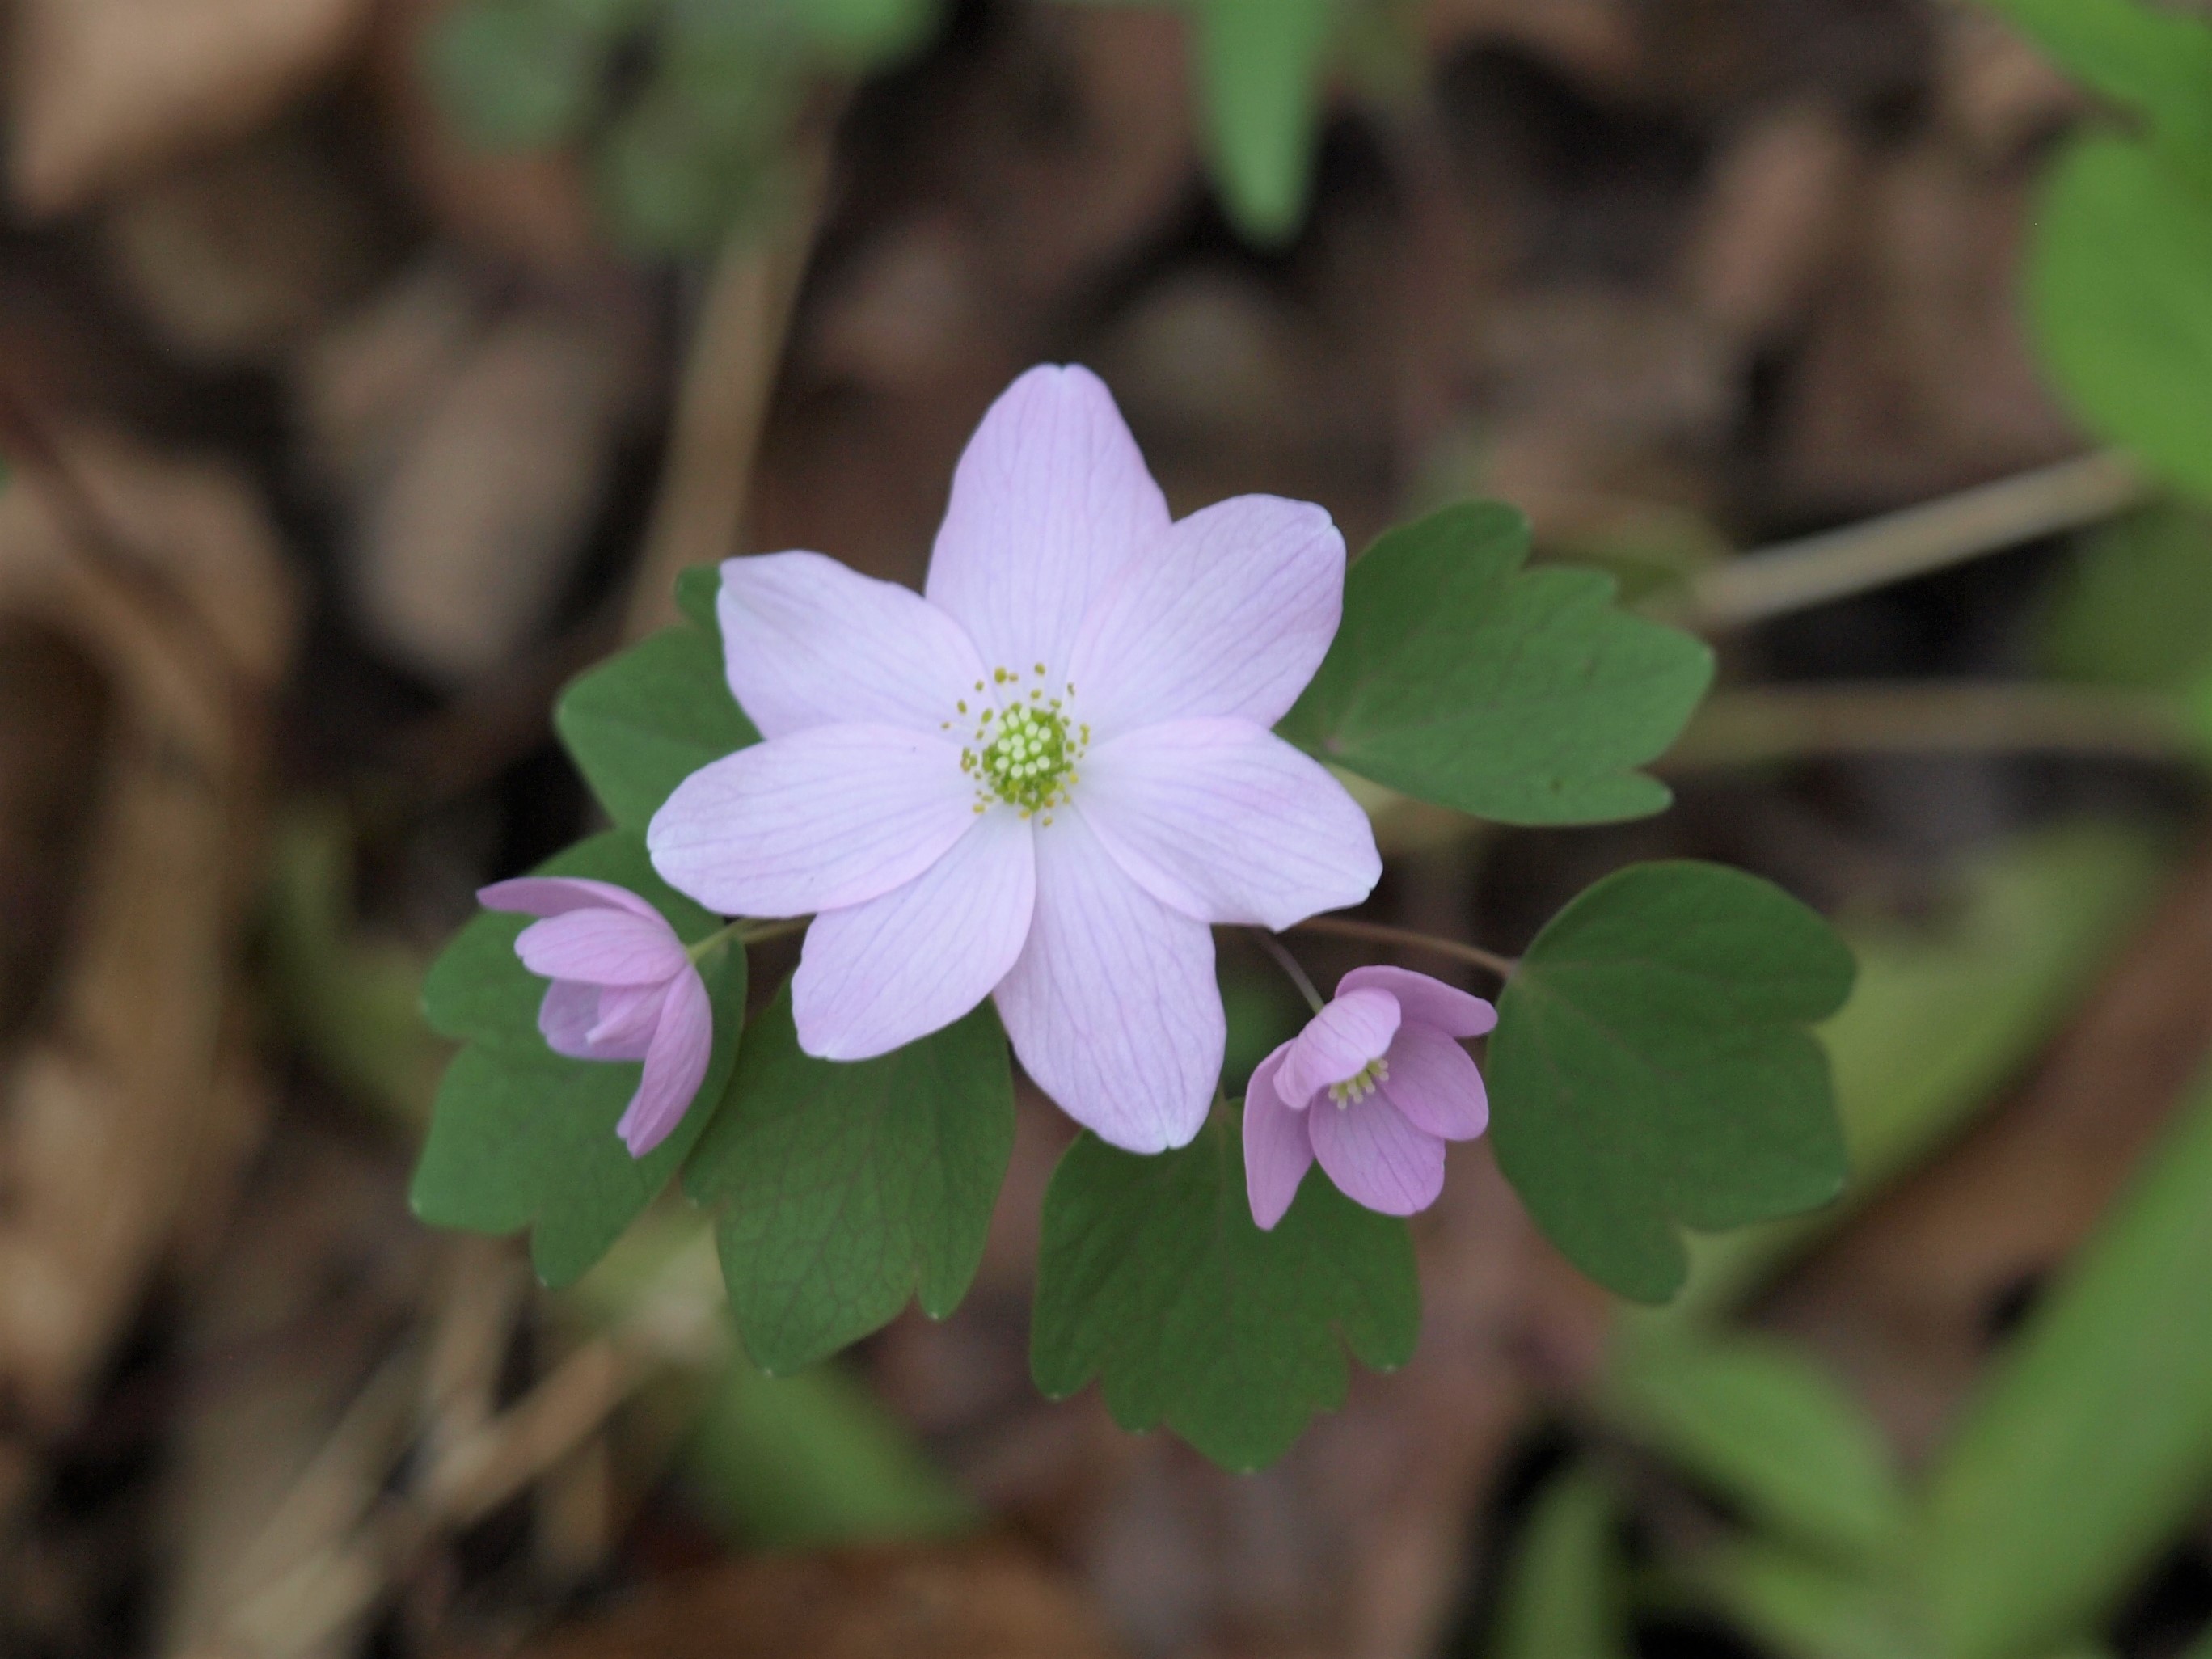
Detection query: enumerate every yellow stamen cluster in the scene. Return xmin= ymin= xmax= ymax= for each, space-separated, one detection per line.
xmin=1328 ymin=1057 xmax=1391 ymax=1106
xmin=950 ymin=665 xmax=1088 ymax=821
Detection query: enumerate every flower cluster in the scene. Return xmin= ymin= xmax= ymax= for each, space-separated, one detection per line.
xmin=488 ymin=365 xmax=1497 ymax=1220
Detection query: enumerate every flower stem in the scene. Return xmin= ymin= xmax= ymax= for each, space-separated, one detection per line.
xmin=1293 ymin=916 xmax=1518 ymax=981
xmin=1250 ymin=930 xmax=1326 ymax=1014
xmin=687 ymin=917 xmax=806 ymax=962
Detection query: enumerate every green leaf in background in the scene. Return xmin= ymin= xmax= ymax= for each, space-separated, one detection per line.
xmin=1922 ymin=1070 xmax=2212 ymax=1659
xmin=428 ymin=0 xmax=636 ymax=148
xmin=1689 ymin=1540 xmax=1926 ymax=1659
xmin=684 ymin=985 xmax=1014 ymax=1375
xmin=1279 ymin=504 xmax=1714 ymax=825
xmin=1488 ymin=1466 xmax=1631 ymax=1659
xmin=411 ymin=832 xmax=745 ymax=1286
xmin=786 ymin=0 xmax=939 ymax=64
xmin=1031 ymin=1108 xmax=1419 ymax=1471
xmin=1486 ymin=862 xmax=1855 ymax=1303
xmin=1602 ymin=1332 xmax=1906 ymax=1563
xmin=555 ymin=576 xmax=759 ymax=831
xmin=1191 ymin=0 xmax=1340 ymax=244
xmin=1980 ymin=0 xmax=2212 ymax=169
xmin=1674 ymin=826 xmax=2166 ymax=1317
xmin=2041 ymin=504 xmax=2212 ymax=752
xmin=2029 ymin=135 xmax=2212 ymax=501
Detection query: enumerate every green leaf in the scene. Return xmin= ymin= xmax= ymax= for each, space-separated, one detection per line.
xmin=1980 ymin=0 xmax=2212 ymax=168
xmin=1687 ymin=1540 xmax=1926 ymax=1659
xmin=2041 ymin=506 xmax=2212 ymax=694
xmin=555 ymin=585 xmax=758 ymax=831
xmin=1279 ymin=503 xmax=1714 ymax=825
xmin=1191 ymin=0 xmax=1339 ymax=244
xmin=1922 ymin=1069 xmax=2212 ymax=1659
xmin=427 ymin=0 xmax=630 ymax=149
xmin=1490 ymin=1466 xmax=1631 ymax=1659
xmin=2029 ymin=134 xmax=2212 ymax=500
xmin=1603 ymin=1332 xmax=1906 ymax=1562
xmin=1674 ymin=826 xmax=2166 ymax=1317
xmin=411 ymin=832 xmax=745 ymax=1286
xmin=1031 ymin=1108 xmax=1418 ymax=1471
xmin=684 ymin=985 xmax=1015 ymax=1375
xmin=1487 ymin=862 xmax=1855 ymax=1302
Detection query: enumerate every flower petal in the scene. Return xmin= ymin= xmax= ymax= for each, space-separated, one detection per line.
xmin=793 ymin=806 xmax=1035 ymax=1060
xmin=925 ymin=365 xmax=1170 ymax=682
xmin=648 ymin=724 xmax=973 ymax=918
xmin=717 ymin=551 xmax=989 ymax=739
xmin=1308 ymin=1094 xmax=1446 ymax=1216
xmin=1243 ymin=1041 xmax=1314 ymax=1230
xmin=539 ymin=981 xmax=604 ymax=1059
xmin=516 ymin=909 xmax=686 ymax=986
xmin=1338 ymin=965 xmax=1496 ymax=1038
xmin=1066 ymin=494 xmax=1344 ymax=739
xmin=993 ymin=809 xmax=1221 ymax=1153
xmin=1275 ymin=987 xmax=1400 ymax=1108
xmin=616 ymin=967 xmax=713 ymax=1158
xmin=479 ymin=876 xmax=663 ymax=922
xmin=587 ymin=981 xmax=668 ymax=1058
xmin=1079 ymin=717 xmax=1380 ymax=928
xmin=1378 ymin=1022 xmax=1489 ymax=1141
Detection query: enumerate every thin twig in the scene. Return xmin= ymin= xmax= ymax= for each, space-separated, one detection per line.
xmin=1294 ymin=916 xmax=1518 ymax=980
xmin=1664 ymin=682 xmax=2201 ymax=771
xmin=622 ymin=130 xmax=833 ymax=642
xmin=1685 ymin=451 xmax=2150 ymax=630
xmin=1249 ymin=929 xmax=1325 ymax=1013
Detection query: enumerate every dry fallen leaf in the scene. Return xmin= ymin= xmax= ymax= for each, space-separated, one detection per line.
xmin=9 ymin=0 xmax=375 ymax=217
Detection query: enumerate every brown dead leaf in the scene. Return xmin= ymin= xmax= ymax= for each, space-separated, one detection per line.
xmin=9 ymin=0 xmax=374 ymax=217
xmin=0 ymin=427 xmax=293 ymax=1450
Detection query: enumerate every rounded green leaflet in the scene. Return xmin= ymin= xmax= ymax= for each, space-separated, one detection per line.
xmin=411 ymin=830 xmax=745 ymax=1287
xmin=1278 ymin=502 xmax=1714 ymax=826
xmin=1029 ymin=1108 xmax=1419 ymax=1472
xmin=682 ymin=984 xmax=1015 ymax=1377
xmin=555 ymin=564 xmax=760 ymax=832
xmin=1486 ymin=861 xmax=1855 ymax=1303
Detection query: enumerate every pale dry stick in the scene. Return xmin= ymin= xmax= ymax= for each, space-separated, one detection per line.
xmin=1685 ymin=450 xmax=2150 ymax=630
xmin=621 ymin=144 xmax=832 ymax=642
xmin=1665 ymin=682 xmax=2201 ymax=771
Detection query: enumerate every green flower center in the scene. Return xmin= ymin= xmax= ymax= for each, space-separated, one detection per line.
xmin=1328 ymin=1057 xmax=1390 ymax=1106
xmin=952 ymin=665 xmax=1090 ymax=821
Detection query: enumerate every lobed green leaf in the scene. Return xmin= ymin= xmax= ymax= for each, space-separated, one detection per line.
xmin=411 ymin=832 xmax=745 ymax=1286
xmin=555 ymin=568 xmax=759 ymax=830
xmin=685 ymin=985 xmax=1015 ymax=1376
xmin=1280 ymin=503 xmax=1713 ymax=825
xmin=1486 ymin=861 xmax=1854 ymax=1302
xmin=1030 ymin=1108 xmax=1418 ymax=1471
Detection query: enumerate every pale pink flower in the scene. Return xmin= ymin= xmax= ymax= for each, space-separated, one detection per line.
xmin=478 ymin=877 xmax=713 ymax=1158
xmin=1244 ymin=966 xmax=1496 ymax=1226
xmin=648 ymin=365 xmax=1380 ymax=1152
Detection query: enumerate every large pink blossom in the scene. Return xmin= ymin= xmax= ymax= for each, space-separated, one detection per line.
xmin=648 ymin=365 xmax=1380 ymax=1152
xmin=1244 ymin=966 xmax=1495 ymax=1225
xmin=479 ymin=877 xmax=712 ymax=1158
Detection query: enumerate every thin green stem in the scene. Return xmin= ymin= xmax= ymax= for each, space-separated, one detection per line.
xmin=1249 ymin=930 xmax=1326 ymax=1014
xmin=1293 ymin=915 xmax=1518 ymax=981
xmin=687 ymin=916 xmax=807 ymax=962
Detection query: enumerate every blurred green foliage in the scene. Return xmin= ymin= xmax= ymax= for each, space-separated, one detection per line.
xmin=1989 ymin=0 xmax=2212 ymax=499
